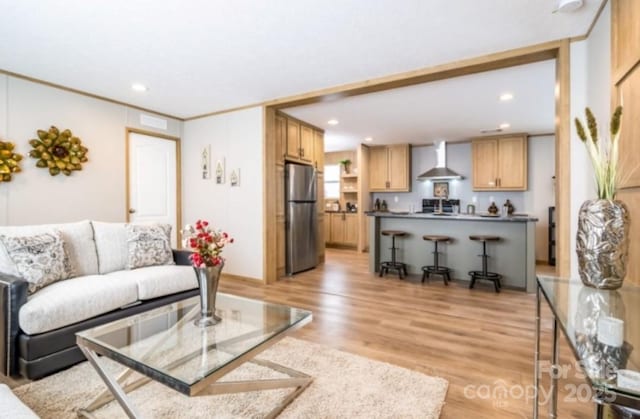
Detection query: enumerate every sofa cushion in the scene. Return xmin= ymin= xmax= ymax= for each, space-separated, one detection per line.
xmin=125 ymin=223 xmax=175 ymax=269
xmin=0 ymin=220 xmax=98 ymax=278
xmin=19 ymin=274 xmax=138 ymax=335
xmin=0 ymin=384 xmax=39 ymax=419
xmin=92 ymin=221 xmax=128 ymax=274
xmin=105 ymin=265 xmax=197 ymax=300
xmin=0 ymin=231 xmax=73 ymax=295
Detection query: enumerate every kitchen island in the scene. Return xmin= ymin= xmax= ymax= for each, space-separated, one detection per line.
xmin=368 ymin=212 xmax=538 ymax=292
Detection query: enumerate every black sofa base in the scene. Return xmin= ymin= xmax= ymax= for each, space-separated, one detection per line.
xmin=18 ymin=288 xmax=199 ymax=380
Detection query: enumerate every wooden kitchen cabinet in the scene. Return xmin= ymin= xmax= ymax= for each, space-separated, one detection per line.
xmin=326 ymin=212 xmax=358 ymax=247
xmin=472 ymin=134 xmax=527 ymax=191
xmin=314 ymin=130 xmax=324 ymax=171
xmin=368 ymin=144 xmax=411 ymax=192
xmin=275 ymin=115 xmax=287 ymax=164
xmin=281 ymin=113 xmax=321 ymax=165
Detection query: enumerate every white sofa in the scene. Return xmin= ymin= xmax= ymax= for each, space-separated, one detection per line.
xmin=0 ymin=221 xmax=197 ymax=379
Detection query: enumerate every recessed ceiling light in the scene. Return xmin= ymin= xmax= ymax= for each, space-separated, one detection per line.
xmin=500 ymin=123 xmax=511 ymax=129
xmin=327 ymin=119 xmax=339 ymax=125
xmin=131 ymin=83 xmax=148 ymax=92
xmin=499 ymin=93 xmax=514 ymax=101
xmin=364 ymin=137 xmax=373 ymax=142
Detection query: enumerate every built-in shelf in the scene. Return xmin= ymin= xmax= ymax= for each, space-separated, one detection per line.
xmin=341 ymin=173 xmax=358 ymax=178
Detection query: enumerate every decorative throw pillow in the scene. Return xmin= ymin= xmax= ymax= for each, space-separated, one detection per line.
xmin=125 ymin=223 xmax=175 ymax=269
xmin=0 ymin=231 xmax=73 ymax=295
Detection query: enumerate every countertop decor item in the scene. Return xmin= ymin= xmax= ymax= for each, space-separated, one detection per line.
xmin=0 ymin=140 xmax=23 ymax=183
xmin=487 ymin=202 xmax=499 ymax=214
xmin=28 ymin=126 xmax=88 ymax=176
xmin=575 ymin=106 xmax=629 ymax=289
xmin=182 ymin=220 xmax=234 ymax=327
xmin=339 ymin=159 xmax=351 ymax=174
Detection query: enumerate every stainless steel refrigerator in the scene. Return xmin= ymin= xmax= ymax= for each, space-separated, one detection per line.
xmin=286 ymin=163 xmax=318 ymax=274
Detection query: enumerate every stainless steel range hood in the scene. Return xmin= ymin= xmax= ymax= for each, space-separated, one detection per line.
xmin=417 ymin=141 xmax=463 ymax=181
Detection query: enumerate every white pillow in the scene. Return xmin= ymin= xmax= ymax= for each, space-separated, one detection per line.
xmin=125 ymin=223 xmax=175 ymax=269
xmin=0 ymin=231 xmax=73 ymax=295
xmin=0 ymin=221 xmax=98 ymax=277
xmin=92 ymin=221 xmax=128 ymax=274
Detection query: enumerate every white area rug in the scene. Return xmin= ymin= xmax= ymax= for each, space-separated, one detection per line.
xmin=14 ymin=337 xmax=447 ymax=418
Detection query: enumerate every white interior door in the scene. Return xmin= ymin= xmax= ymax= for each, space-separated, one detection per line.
xmin=128 ymin=132 xmax=178 ymax=247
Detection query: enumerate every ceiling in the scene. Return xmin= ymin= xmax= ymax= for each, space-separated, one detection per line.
xmin=284 ymin=60 xmax=556 ymax=151
xmin=0 ymin=1 xmax=602 ymax=119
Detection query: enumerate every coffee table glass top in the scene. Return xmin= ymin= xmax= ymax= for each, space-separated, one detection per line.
xmin=76 ymin=293 xmax=312 ymax=395
xmin=538 ymin=276 xmax=640 ymax=399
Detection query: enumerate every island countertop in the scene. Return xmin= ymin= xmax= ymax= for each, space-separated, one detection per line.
xmin=368 ymin=211 xmax=537 ymax=291
xmin=366 ymin=211 xmax=538 ymax=222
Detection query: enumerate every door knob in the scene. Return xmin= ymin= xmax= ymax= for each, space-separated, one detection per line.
xmin=129 ymin=208 xmax=136 ymax=214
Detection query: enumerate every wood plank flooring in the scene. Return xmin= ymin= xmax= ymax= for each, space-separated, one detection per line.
xmin=221 ymin=248 xmax=593 ymax=418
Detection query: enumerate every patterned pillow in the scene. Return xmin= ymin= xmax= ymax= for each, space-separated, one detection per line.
xmin=0 ymin=231 xmax=73 ymax=295
xmin=125 ymin=224 xmax=175 ymax=269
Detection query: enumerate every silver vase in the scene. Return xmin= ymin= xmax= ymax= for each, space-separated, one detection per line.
xmin=574 ymin=287 xmax=632 ymax=381
xmin=194 ymin=262 xmax=223 ymax=327
xmin=576 ymin=199 xmax=630 ymax=290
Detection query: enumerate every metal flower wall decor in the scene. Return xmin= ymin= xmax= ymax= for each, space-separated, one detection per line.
xmin=0 ymin=139 xmax=23 ymax=182
xmin=29 ymin=126 xmax=89 ymax=176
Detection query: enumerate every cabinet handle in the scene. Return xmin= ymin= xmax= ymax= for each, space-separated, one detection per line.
xmin=386 ymin=181 xmax=390 ymax=188
xmin=342 ymin=212 xmax=345 ymax=221
xmin=301 ymin=148 xmax=305 ymax=157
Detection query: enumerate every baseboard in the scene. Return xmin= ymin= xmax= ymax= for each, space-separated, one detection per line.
xmin=221 ymin=273 xmax=264 ymax=285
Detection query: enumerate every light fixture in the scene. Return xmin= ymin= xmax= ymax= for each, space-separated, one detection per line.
xmin=131 ymin=83 xmax=148 ymax=92
xmin=500 ymin=123 xmax=511 ymax=129
xmin=364 ymin=137 xmax=373 ymax=142
xmin=554 ymin=0 xmax=584 ymax=13
xmin=499 ymin=92 xmax=514 ymax=102
xmin=327 ymin=119 xmax=339 ymax=125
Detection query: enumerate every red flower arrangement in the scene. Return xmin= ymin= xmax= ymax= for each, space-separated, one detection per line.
xmin=182 ymin=220 xmax=234 ymax=267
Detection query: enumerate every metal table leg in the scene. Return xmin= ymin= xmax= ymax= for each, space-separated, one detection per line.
xmin=534 ymin=283 xmax=541 ymax=418
xmin=78 ymin=345 xmax=141 ymax=418
xmin=550 ymin=317 xmax=560 ymax=418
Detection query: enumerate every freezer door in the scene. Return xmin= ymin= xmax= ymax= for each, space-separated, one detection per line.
xmin=286 ymin=163 xmax=317 ymax=202
xmin=286 ymin=202 xmax=318 ymax=274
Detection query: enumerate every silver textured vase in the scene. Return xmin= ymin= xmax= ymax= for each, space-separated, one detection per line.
xmin=576 ymin=199 xmax=630 ymax=290
xmin=194 ymin=262 xmax=223 ymax=327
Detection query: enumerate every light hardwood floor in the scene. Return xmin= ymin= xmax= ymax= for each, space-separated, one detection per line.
xmin=222 ymin=248 xmax=592 ymax=418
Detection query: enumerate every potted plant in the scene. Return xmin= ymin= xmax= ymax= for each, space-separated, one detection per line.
xmin=575 ymin=106 xmax=629 ymax=289
xmin=339 ymin=159 xmax=351 ymax=174
xmin=182 ymin=220 xmax=234 ymax=326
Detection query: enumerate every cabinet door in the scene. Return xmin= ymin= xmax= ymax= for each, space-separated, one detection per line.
xmin=368 ymin=146 xmax=389 ymax=191
xmin=387 ymin=144 xmax=410 ymax=191
xmin=324 ymin=214 xmax=332 ymax=244
xmin=317 ymin=217 xmax=325 ymax=261
xmin=275 ymin=115 xmax=287 ymax=164
xmin=330 ymin=213 xmax=345 ymax=244
xmin=472 ymin=139 xmax=498 ymax=190
xmin=497 ymin=136 xmax=527 ymax=190
xmin=300 ymin=125 xmax=314 ymax=163
xmin=314 ymin=130 xmax=324 ymax=171
xmin=286 ymin=119 xmax=301 ymax=159
xmin=344 ymin=214 xmax=358 ymax=246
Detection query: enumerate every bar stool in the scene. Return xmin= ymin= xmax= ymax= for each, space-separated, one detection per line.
xmin=421 ymin=235 xmax=451 ymax=285
xmin=468 ymin=235 xmax=502 ymax=292
xmin=379 ymin=230 xmax=408 ymax=279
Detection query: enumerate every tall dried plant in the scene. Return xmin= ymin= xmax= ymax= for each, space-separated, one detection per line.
xmin=575 ymin=106 xmax=623 ymax=200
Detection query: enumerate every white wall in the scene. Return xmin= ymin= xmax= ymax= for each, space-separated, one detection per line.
xmin=181 ymin=107 xmax=264 ymax=281
xmin=569 ymin=2 xmax=610 ymax=276
xmin=372 ymin=137 xmax=555 ymax=261
xmin=0 ymin=75 xmax=181 ymax=226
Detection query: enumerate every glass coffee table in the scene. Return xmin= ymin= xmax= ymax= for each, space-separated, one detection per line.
xmin=76 ymin=293 xmax=313 ymax=418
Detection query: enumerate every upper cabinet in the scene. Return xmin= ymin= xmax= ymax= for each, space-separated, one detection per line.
xmin=279 ymin=112 xmax=324 ymax=170
xmin=472 ymin=134 xmax=528 ymax=191
xmin=368 ymin=144 xmax=411 ymax=192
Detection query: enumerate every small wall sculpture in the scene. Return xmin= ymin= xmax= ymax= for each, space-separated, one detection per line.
xmin=0 ymin=139 xmax=23 ymax=183
xmin=29 ymin=126 xmax=88 ymax=176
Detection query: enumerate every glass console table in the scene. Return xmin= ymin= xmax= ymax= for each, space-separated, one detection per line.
xmin=535 ymin=276 xmax=640 ymax=418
